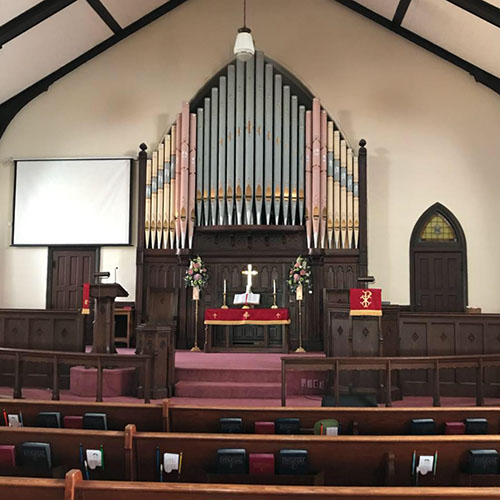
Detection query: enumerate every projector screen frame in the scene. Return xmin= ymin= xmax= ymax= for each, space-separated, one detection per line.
xmin=11 ymin=157 xmax=134 ymax=247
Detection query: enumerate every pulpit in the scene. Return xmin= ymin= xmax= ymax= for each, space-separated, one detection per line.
xmin=90 ymin=283 xmax=128 ymax=353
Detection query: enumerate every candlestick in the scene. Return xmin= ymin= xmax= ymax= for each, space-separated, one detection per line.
xmin=191 ymin=286 xmax=201 ymax=352
xmin=271 ymin=279 xmax=278 ymax=309
xmin=221 ymin=279 xmax=229 ymax=309
xmin=295 ymin=285 xmax=306 ymax=353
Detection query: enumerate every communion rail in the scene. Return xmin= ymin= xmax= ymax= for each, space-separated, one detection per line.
xmin=281 ymin=354 xmax=500 ymax=407
xmin=0 ymin=347 xmax=153 ymax=403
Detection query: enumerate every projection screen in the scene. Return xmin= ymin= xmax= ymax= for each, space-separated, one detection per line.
xmin=13 ymin=158 xmax=132 ymax=245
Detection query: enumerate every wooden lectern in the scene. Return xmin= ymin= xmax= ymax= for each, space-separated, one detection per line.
xmin=90 ymin=283 xmax=128 ymax=353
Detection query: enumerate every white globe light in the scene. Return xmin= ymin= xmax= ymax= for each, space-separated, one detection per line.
xmin=234 ymin=29 xmax=255 ymax=62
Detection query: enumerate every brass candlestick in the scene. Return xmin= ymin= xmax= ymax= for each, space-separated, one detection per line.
xmin=271 ymin=291 xmax=278 ymax=309
xmin=295 ymin=284 xmax=306 ymax=353
xmin=221 ymin=291 xmax=229 ymax=309
xmin=191 ymin=287 xmax=201 ymax=352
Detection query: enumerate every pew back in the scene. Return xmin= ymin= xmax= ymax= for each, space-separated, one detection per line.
xmin=164 ymin=402 xmax=500 ymax=435
xmin=1 ymin=399 xmax=162 ymax=431
xmin=133 ymin=431 xmax=500 ymax=486
xmin=71 ymin=482 xmax=500 ymax=500
xmin=0 ymin=426 xmax=129 ymax=480
xmin=0 ymin=476 xmax=64 ymax=500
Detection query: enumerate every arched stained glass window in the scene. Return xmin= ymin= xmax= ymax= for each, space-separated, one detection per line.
xmin=419 ymin=213 xmax=456 ymax=242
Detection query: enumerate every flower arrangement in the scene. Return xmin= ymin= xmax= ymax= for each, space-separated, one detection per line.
xmin=287 ymin=255 xmax=312 ymax=293
xmin=184 ymin=256 xmax=209 ymax=289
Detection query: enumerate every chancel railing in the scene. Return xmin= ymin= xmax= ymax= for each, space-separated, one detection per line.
xmin=0 ymin=347 xmax=153 ymax=403
xmin=281 ymin=354 xmax=500 ymax=407
xmin=141 ymin=51 xmax=364 ymax=251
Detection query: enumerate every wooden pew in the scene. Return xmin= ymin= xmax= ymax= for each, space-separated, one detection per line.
xmin=0 ymin=476 xmax=64 ymax=500
xmin=0 ymin=399 xmax=163 ymax=431
xmin=1 ymin=425 xmax=499 ymax=487
xmin=2 ymin=470 xmax=500 ymax=500
xmin=0 ymin=426 xmax=131 ymax=480
xmin=63 ymin=468 xmax=500 ymax=500
xmin=163 ymin=401 xmax=500 ymax=435
xmin=132 ymin=430 xmax=500 ymax=486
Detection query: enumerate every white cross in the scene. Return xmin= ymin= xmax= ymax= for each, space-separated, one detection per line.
xmin=242 ymin=264 xmax=258 ymax=292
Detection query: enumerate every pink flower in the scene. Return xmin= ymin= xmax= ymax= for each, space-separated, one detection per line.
xmin=193 ymin=262 xmax=199 ymax=269
xmin=202 ymin=268 xmax=206 ymax=272
xmin=194 ymin=273 xmax=201 ymax=280
xmin=188 ymin=269 xmax=193 ymax=275
xmin=300 ymin=270 xmax=305 ymax=276
xmin=294 ymin=274 xmax=300 ymax=282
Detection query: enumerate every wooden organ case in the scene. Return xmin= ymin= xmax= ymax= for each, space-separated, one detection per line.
xmin=136 ymin=52 xmax=368 ymax=351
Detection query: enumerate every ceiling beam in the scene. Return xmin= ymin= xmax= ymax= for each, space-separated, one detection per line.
xmin=392 ymin=0 xmax=412 ymax=26
xmin=0 ymin=0 xmax=77 ymax=48
xmin=86 ymin=0 xmax=122 ymax=34
xmin=0 ymin=0 xmax=188 ymax=141
xmin=446 ymin=0 xmax=500 ymax=29
xmin=334 ymin=0 xmax=500 ymax=97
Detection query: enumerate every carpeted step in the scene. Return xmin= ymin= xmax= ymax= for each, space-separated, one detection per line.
xmin=175 ymin=367 xmax=281 ymax=383
xmin=174 ymin=380 xmax=282 ymax=399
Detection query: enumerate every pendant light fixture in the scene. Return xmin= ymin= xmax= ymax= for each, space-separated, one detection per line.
xmin=233 ymin=0 xmax=255 ymax=62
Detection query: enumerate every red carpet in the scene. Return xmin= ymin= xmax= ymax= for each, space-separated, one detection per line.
xmin=175 ymin=351 xmax=326 ymax=399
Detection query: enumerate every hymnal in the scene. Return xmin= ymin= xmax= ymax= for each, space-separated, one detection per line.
xmin=249 ymin=453 xmax=275 ymax=475
xmin=37 ymin=412 xmax=61 ymax=428
xmin=275 ymin=417 xmax=300 ymax=435
xmin=465 ymin=418 xmax=488 ymax=435
xmin=83 ymin=413 xmax=108 ymax=430
xmin=216 ymin=448 xmax=247 ymax=474
xmin=254 ymin=421 xmax=275 ymax=434
xmin=465 ymin=449 xmax=499 ymax=474
xmin=277 ymin=449 xmax=308 ymax=475
xmin=64 ymin=416 xmax=83 ymax=429
xmin=20 ymin=442 xmax=52 ymax=470
xmin=219 ymin=417 xmax=243 ymax=433
xmin=444 ymin=422 xmax=465 ymax=435
xmin=409 ymin=418 xmax=436 ymax=435
xmin=0 ymin=445 xmax=16 ymax=467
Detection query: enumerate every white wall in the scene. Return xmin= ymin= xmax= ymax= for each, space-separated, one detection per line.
xmin=0 ymin=0 xmax=499 ymax=310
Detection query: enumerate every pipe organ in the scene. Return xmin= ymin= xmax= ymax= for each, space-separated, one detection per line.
xmin=143 ymin=52 xmax=362 ymax=251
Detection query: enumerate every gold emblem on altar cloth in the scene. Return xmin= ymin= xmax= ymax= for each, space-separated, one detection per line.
xmin=360 ymin=290 xmax=372 ymax=308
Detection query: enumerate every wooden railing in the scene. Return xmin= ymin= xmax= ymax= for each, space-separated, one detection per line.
xmin=0 ymin=347 xmax=154 ymax=403
xmin=281 ymin=354 xmax=500 ymax=407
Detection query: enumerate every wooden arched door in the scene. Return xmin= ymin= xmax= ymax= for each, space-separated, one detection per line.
xmin=410 ymin=203 xmax=467 ymax=312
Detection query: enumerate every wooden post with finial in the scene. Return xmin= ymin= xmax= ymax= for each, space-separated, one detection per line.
xmin=136 ymin=143 xmax=148 ymax=326
xmin=358 ymin=139 xmax=368 ymax=280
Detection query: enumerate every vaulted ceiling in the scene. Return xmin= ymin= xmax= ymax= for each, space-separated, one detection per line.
xmin=0 ymin=0 xmax=499 ymax=139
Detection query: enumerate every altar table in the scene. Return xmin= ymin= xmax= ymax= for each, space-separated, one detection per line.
xmin=203 ymin=308 xmax=290 ymax=353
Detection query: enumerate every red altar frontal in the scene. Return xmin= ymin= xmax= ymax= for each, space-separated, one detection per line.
xmin=204 ymin=308 xmax=290 ymax=353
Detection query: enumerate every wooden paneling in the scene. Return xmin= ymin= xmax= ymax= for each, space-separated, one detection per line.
xmin=399 ymin=313 xmax=500 ymax=397
xmin=0 ymin=309 xmax=84 ymax=388
xmin=137 ymin=227 xmax=362 ymax=351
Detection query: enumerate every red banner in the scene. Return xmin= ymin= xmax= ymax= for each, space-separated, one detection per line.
xmin=349 ymin=288 xmax=382 ymax=317
xmin=82 ymin=282 xmax=90 ymax=315
xmin=204 ymin=308 xmax=290 ymax=325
